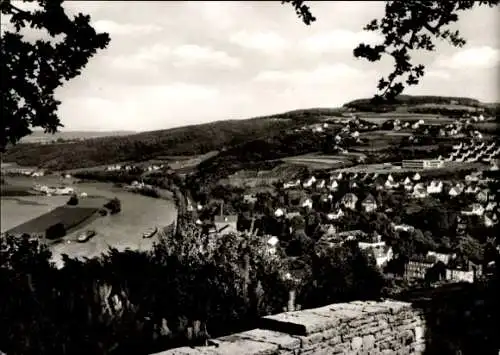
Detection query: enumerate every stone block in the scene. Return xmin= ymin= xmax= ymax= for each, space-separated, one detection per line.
xmin=237 ymin=329 xmax=300 ymax=351
xmin=414 ymin=326 xmax=425 ymax=342
xmin=152 ymin=347 xmax=204 ymax=355
xmin=326 ymin=336 xmax=342 ymax=346
xmin=362 ymin=334 xmax=376 ymax=350
xmin=261 ymin=310 xmax=338 ymax=335
xmin=377 ymin=300 xmax=413 ymax=315
xmin=349 ymin=316 xmax=376 ymax=328
xmin=351 ymin=336 xmax=363 ymax=350
xmin=296 ymin=327 xmax=339 ymax=347
xmin=207 ymin=334 xmax=279 ymax=355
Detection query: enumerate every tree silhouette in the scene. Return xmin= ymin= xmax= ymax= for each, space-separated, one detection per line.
xmin=285 ymin=1 xmax=499 ymax=102
xmin=0 ymin=0 xmax=110 ymax=150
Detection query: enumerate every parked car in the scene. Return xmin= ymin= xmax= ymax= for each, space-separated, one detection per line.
xmin=142 ymin=227 xmax=158 ymax=239
xmin=77 ymin=230 xmax=96 ymax=243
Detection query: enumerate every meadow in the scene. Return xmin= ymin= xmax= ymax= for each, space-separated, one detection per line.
xmin=282 ymin=153 xmax=360 ymax=170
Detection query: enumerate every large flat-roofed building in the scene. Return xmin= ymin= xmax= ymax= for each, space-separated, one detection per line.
xmin=402 ymin=159 xmax=444 ymax=169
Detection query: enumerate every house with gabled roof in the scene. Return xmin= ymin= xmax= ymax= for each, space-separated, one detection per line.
xmin=412 ymin=173 xmax=421 ymax=181
xmin=274 ymin=208 xmax=285 ymax=217
xmin=316 ymin=179 xmax=325 ymax=189
xmin=476 ymin=189 xmax=490 ymax=203
xmin=485 ymin=201 xmax=497 ymax=211
xmin=329 ymin=180 xmax=339 ymax=191
xmin=484 ymin=213 xmax=497 ymax=227
xmin=340 ymin=193 xmax=358 ymax=210
xmin=327 ymin=208 xmax=344 ymax=220
xmin=213 ymin=215 xmax=239 ymax=236
xmin=427 ymin=180 xmax=443 ymax=194
xmin=403 ymin=176 xmax=412 ymax=185
xmin=361 ymin=194 xmax=377 ymax=213
xmin=301 ymin=197 xmax=313 ymax=209
xmin=303 ymin=176 xmax=317 ymax=188
xmin=412 ymin=183 xmax=428 ymax=199
xmin=448 ymin=186 xmax=461 ymax=197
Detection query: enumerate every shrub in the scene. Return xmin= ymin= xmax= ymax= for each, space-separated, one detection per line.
xmin=66 ymin=195 xmax=78 ymax=206
xmin=104 ymin=197 xmax=121 ymax=214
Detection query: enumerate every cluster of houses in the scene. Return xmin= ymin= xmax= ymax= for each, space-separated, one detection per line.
xmin=2 ymin=167 xmax=46 ymax=177
xmin=404 ymin=251 xmax=485 ymax=284
xmin=444 ymin=140 xmax=500 ymax=164
xmin=106 ymin=163 xmax=165 ymax=173
xmin=280 ymin=167 xmax=499 ymax=228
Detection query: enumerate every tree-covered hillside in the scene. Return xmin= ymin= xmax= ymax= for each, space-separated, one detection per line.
xmin=344 ymin=95 xmax=500 ymax=115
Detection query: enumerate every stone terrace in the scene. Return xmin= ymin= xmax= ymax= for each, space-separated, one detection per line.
xmin=153 ymin=300 xmax=426 ymax=355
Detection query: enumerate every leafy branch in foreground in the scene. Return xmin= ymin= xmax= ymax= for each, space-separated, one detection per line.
xmin=283 ymin=1 xmax=499 ymax=103
xmin=353 ymin=1 xmax=499 ymax=103
xmin=0 ymin=0 xmax=110 ymax=151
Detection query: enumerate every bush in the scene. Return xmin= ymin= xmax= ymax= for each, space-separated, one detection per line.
xmin=66 ymin=195 xmax=78 ymax=206
xmin=104 ymin=197 xmax=121 ymax=214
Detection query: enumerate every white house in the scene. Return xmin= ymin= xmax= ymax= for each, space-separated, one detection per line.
xmin=55 ymin=187 xmax=74 ymax=195
xmin=448 ymin=186 xmax=461 ymax=197
xmin=316 ymin=180 xmax=325 ymax=189
xmin=329 ymin=180 xmax=339 ymax=191
xmin=284 ymin=179 xmax=301 ymax=189
xmin=412 ymin=183 xmax=427 ymax=199
xmin=427 ymin=180 xmax=443 ymax=194
xmin=485 ymin=201 xmax=497 ymax=211
xmin=392 ymin=223 xmax=415 ymax=232
xmin=274 ymin=208 xmax=285 ymax=217
xmin=327 ymin=209 xmax=344 ymax=220
xmin=484 ymin=214 xmax=496 ymax=227
xmin=461 ymin=203 xmax=485 ymax=216
xmin=358 ymin=241 xmax=394 ymax=268
xmin=361 ymin=194 xmax=377 ymax=213
xmin=340 ymin=193 xmax=358 ymax=210
xmin=301 ymin=198 xmax=313 ymax=209
xmin=303 ymin=176 xmax=317 ymax=188
xmin=412 ymin=173 xmax=421 ymax=181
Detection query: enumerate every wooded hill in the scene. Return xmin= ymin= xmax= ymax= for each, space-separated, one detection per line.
xmin=3 ymin=96 xmax=498 ymax=170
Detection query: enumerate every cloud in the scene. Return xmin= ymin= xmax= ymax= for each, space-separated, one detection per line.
xmin=253 ymin=63 xmax=367 ymax=85
xmin=172 ymin=44 xmax=241 ymax=68
xmin=93 ymin=20 xmax=163 ymax=35
xmin=229 ymin=30 xmax=289 ymax=54
xmin=425 ymin=70 xmax=451 ymax=80
xmin=435 ymin=46 xmax=500 ymax=70
xmin=108 ymin=43 xmax=240 ymax=72
xmin=58 ymin=83 xmax=220 ymax=131
xmin=301 ymin=30 xmax=383 ymax=53
xmin=109 ymin=44 xmax=171 ymax=71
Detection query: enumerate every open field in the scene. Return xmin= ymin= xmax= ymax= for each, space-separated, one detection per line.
xmin=1 ymin=175 xmax=177 ymax=267
xmin=1 ymin=195 xmax=69 ymax=232
xmin=335 ymin=161 xmax=485 ymax=175
xmin=282 ymin=152 xmax=362 ymax=170
xmin=6 ymin=206 xmax=99 ymax=236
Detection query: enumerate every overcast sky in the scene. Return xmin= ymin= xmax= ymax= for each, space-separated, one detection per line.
xmin=7 ymin=1 xmax=500 ymax=131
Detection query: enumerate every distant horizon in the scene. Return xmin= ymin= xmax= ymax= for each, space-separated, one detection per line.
xmin=3 ymin=1 xmax=497 ymax=132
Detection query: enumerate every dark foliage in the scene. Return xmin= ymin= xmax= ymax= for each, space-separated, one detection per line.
xmin=66 ymin=194 xmax=78 ymax=206
xmin=104 ymin=198 xmax=121 ymax=215
xmin=0 ymin=0 xmax=110 ymax=150
xmin=352 ymin=1 xmax=499 ymax=102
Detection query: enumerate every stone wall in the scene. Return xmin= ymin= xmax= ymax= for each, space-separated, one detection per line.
xmin=153 ymin=300 xmax=426 ymax=355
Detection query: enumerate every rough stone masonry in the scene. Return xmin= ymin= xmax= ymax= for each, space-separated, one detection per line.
xmin=153 ymin=300 xmax=427 ymax=355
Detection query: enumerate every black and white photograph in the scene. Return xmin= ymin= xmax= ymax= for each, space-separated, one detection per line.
xmin=1 ymin=1 xmax=499 ymax=354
